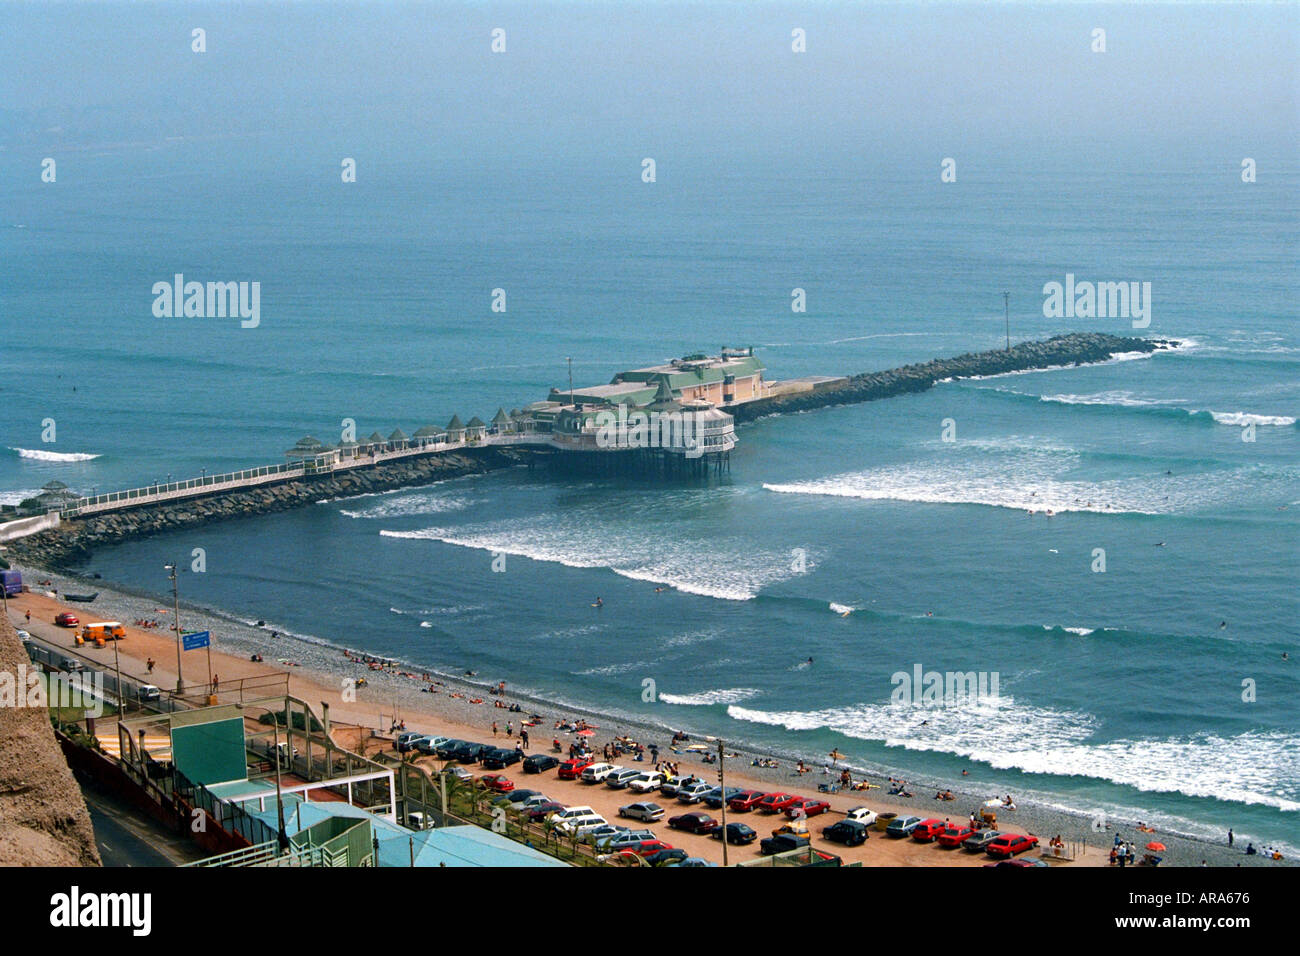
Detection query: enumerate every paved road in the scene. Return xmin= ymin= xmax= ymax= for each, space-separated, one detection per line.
xmin=80 ymin=782 xmax=203 ymax=867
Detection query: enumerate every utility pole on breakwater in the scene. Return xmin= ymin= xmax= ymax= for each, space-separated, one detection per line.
xmin=566 ymin=356 xmax=573 ymax=401
xmin=1003 ymin=292 xmax=1011 ymax=350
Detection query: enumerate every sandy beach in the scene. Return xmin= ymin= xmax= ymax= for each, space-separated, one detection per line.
xmin=6 ymin=568 xmax=1287 ymax=869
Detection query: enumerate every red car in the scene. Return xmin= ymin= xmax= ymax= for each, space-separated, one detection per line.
xmin=985 ymin=834 xmax=1039 ymax=858
xmin=668 ymin=811 xmax=718 ymax=834
xmin=55 ymin=612 xmax=79 ymax=627
xmin=631 ymin=839 xmax=673 ymax=857
xmin=478 ymin=774 xmax=515 ymax=793
xmin=911 ymin=819 xmax=950 ymax=842
xmin=557 ymin=757 xmax=593 ymax=780
xmin=937 ymin=825 xmax=976 ymax=848
xmin=756 ymin=793 xmax=799 ymax=814
xmin=784 ymin=798 xmax=831 ymax=819
xmin=727 ymin=789 xmax=767 ymax=812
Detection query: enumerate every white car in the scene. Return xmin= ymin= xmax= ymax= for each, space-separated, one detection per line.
xmin=627 ymin=771 xmax=665 ymax=793
xmin=604 ymin=768 xmax=643 ymax=789
xmin=580 ymin=762 xmax=619 ymax=784
xmin=845 ymin=806 xmax=878 ymax=826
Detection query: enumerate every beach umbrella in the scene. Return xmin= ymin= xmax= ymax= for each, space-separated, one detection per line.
xmin=1146 ymin=841 xmax=1166 ymax=852
xmin=576 ymin=729 xmax=595 ymax=737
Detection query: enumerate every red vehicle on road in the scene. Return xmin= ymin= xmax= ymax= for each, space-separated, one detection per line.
xmin=937 ymin=825 xmax=976 ymax=848
xmin=558 ymin=757 xmax=594 ymax=780
xmin=727 ymin=790 xmax=767 ymax=812
xmin=912 ymin=819 xmax=950 ymax=842
xmin=784 ymin=798 xmax=831 ymax=819
xmin=985 ymin=834 xmax=1039 ymax=858
xmin=756 ymin=793 xmax=799 ymax=814
xmin=478 ymin=774 xmax=515 ymax=793
xmin=55 ymin=612 xmax=79 ymax=627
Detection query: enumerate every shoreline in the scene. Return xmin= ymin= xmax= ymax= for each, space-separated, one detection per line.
xmin=10 ymin=564 xmax=1288 ymax=868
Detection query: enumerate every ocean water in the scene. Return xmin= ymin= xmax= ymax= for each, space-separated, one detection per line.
xmin=1 ymin=145 xmax=1297 ymax=852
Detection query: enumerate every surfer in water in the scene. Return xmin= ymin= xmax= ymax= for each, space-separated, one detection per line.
xmin=593 ymin=597 xmax=603 ymax=608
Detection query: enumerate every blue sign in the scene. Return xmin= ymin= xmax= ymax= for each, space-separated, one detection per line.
xmin=182 ymin=631 xmax=211 ymax=651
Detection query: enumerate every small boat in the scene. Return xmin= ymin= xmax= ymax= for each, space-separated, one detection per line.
xmin=64 ymin=592 xmax=99 ymax=603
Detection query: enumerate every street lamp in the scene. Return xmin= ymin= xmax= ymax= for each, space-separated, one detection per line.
xmin=165 ymin=563 xmax=183 ymax=693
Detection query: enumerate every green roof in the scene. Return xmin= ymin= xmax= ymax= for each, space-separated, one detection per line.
xmin=388 ymin=428 xmax=408 ymax=442
xmin=491 ymin=408 xmax=510 ymax=424
xmin=447 ymin=415 xmax=465 ymax=430
xmin=412 ymin=425 xmax=445 ymax=438
xmin=466 ymin=416 xmax=487 ymax=428
xmin=367 ymin=431 xmax=386 ymax=443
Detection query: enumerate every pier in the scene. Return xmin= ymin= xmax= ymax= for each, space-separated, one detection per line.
xmin=2 ymin=332 xmax=1172 ymax=569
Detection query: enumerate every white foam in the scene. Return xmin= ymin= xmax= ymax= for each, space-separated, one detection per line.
xmin=1040 ymin=390 xmax=1186 ymax=408
xmin=660 ymin=687 xmax=761 ymax=706
xmin=340 ymin=491 xmax=474 ymax=519
xmin=727 ymin=700 xmax=1300 ymax=812
xmin=9 ymin=447 xmax=100 ymax=462
xmin=380 ymin=518 xmax=800 ymax=602
xmin=1205 ymin=411 xmax=1296 ymax=427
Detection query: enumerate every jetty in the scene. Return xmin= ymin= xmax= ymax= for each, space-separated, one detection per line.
xmin=2 ymin=332 xmax=1172 ymax=568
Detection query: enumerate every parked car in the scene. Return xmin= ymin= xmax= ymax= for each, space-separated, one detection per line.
xmin=985 ymin=834 xmax=1039 ymax=858
xmin=629 ymin=839 xmax=673 ymax=857
xmin=595 ymin=829 xmax=656 ymax=852
xmin=760 ymin=833 xmax=811 ymax=855
xmin=478 ymin=773 xmax=515 ymax=793
xmin=727 ymin=790 xmax=767 ymax=812
xmin=660 ymin=775 xmax=704 ymax=798
xmin=961 ymin=829 xmax=1004 ymax=852
xmin=987 ymin=858 xmax=1049 ymax=868
xmin=579 ymin=823 xmax=625 ymax=846
xmin=668 ymin=811 xmax=718 ymax=834
xmin=702 ymin=787 xmax=744 ymax=809
xmin=552 ymin=807 xmax=605 ymax=836
xmin=619 ymin=802 xmax=665 ymax=822
xmin=454 ymin=742 xmax=491 ymax=763
xmin=526 ymin=801 xmax=565 ymax=822
xmin=885 ymin=815 xmax=924 ymax=837
xmin=784 ymin=798 xmax=831 ymax=819
xmin=435 ymin=738 xmax=467 ymax=759
xmin=15 ymin=629 xmax=32 ymax=645
xmin=628 ymin=771 xmax=666 ymax=793
xmin=580 ymin=762 xmax=619 ymax=784
xmin=604 ymin=768 xmax=642 ymax=789
xmin=395 ymin=731 xmax=426 ymax=753
xmin=912 ymin=818 xmax=950 ymax=842
xmin=416 ymin=735 xmax=451 ymax=755
xmin=502 ymin=789 xmax=544 ymax=806
xmin=481 ymin=747 xmax=524 ymax=769
xmin=822 ymin=820 xmax=870 ymax=846
xmin=675 ymin=782 xmax=714 ymax=804
xmin=445 ymin=765 xmax=474 ymax=783
xmin=522 ymin=754 xmax=561 ymax=774
xmin=55 ymin=612 xmax=79 ymax=627
xmin=845 ymin=806 xmax=878 ymax=826
xmin=756 ymin=793 xmax=799 ymax=814
xmin=712 ymin=822 xmax=758 ymax=845
xmin=667 ymin=857 xmax=717 ymax=867
xmin=645 ymin=848 xmax=690 ymax=867
xmin=937 ymin=826 xmax=976 ymax=848
xmin=557 ymin=757 xmax=594 ymax=780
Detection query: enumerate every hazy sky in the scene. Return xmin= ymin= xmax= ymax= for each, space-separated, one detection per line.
xmin=1 ymin=2 xmax=1296 ymax=162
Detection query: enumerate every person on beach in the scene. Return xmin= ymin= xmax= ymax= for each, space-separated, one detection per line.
xmin=521 ymin=729 xmax=529 ymax=749
xmin=146 ymin=657 xmax=155 ymax=673
xmin=506 ymin=721 xmax=513 ymax=737
xmin=1228 ymin=828 xmax=1234 ymax=846
xmin=25 ymin=610 xmax=30 ymax=623
xmin=212 ymin=674 xmax=219 ymax=691
xmin=492 ymin=721 xmax=498 ymax=737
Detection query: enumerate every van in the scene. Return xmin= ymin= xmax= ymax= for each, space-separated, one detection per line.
xmin=81 ymin=622 xmax=126 ymax=642
xmin=137 ymin=684 xmax=162 ymax=703
xmin=604 ymin=768 xmax=642 ymax=789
